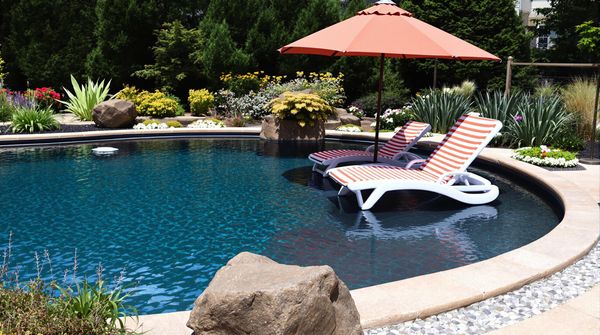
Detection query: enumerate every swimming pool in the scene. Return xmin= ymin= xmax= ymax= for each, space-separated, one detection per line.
xmin=0 ymin=138 xmax=560 ymax=313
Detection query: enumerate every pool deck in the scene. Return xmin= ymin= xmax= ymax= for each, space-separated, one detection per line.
xmin=1 ymin=128 xmax=598 ymax=334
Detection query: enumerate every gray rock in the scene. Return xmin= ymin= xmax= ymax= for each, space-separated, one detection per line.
xmin=92 ymin=99 xmax=137 ymax=128
xmin=187 ymin=252 xmax=363 ymax=335
xmin=335 ymin=108 xmax=361 ymax=126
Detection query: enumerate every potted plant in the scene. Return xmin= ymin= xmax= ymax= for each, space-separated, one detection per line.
xmin=261 ymin=91 xmax=334 ymax=141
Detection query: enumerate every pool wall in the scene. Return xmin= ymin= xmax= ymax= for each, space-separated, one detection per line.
xmin=1 ymin=128 xmax=598 ymax=331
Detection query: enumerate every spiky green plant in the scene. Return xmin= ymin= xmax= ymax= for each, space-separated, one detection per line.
xmin=11 ymin=105 xmax=59 ymax=133
xmin=61 ymin=75 xmax=111 ymax=121
xmin=411 ymin=90 xmax=473 ymax=133
xmin=506 ymin=95 xmax=572 ymax=147
xmin=475 ymin=91 xmax=522 ymax=125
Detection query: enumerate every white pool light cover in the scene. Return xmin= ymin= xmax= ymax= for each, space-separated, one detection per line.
xmin=92 ymin=147 xmax=119 ymax=155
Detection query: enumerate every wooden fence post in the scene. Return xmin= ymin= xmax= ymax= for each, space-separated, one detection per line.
xmin=505 ymin=56 xmax=513 ymax=96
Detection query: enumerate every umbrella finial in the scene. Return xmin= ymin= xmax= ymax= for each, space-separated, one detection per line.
xmin=375 ymin=0 xmax=397 ymax=5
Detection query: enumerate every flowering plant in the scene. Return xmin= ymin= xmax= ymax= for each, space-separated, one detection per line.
xmin=268 ymin=92 xmax=334 ymax=127
xmin=26 ymin=87 xmax=61 ymax=110
xmin=336 ymin=124 xmax=362 ymax=132
xmin=348 ymin=105 xmax=364 ymax=119
xmin=371 ymin=106 xmax=416 ymax=130
xmin=133 ymin=121 xmax=169 ymax=130
xmin=188 ymin=89 xmax=215 ymax=116
xmin=512 ymin=146 xmax=579 ymax=168
xmin=187 ymin=118 xmax=225 ymax=129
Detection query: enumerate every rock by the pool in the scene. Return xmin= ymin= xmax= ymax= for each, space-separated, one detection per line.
xmin=92 ymin=99 xmax=137 ymax=128
xmin=187 ymin=252 xmax=363 ymax=335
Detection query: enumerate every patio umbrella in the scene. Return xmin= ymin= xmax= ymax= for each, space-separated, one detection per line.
xmin=279 ymin=0 xmax=500 ymax=162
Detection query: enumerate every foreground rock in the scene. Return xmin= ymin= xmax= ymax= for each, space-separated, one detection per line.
xmin=92 ymin=99 xmax=137 ymax=128
xmin=187 ymin=252 xmax=362 ymax=335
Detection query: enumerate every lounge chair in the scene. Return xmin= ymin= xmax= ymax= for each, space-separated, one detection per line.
xmin=309 ymin=121 xmax=431 ymax=175
xmin=328 ymin=114 xmax=502 ymax=210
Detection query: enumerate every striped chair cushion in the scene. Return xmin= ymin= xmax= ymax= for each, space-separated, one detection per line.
xmin=311 ymin=121 xmax=429 ymax=163
xmin=378 ymin=121 xmax=430 ymax=158
xmin=420 ymin=115 xmax=500 ymax=177
xmin=329 ymin=165 xmax=439 ymax=185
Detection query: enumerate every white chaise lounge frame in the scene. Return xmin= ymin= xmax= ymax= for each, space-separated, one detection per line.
xmin=308 ymin=121 xmax=431 ymax=175
xmin=328 ymin=114 xmax=503 ymax=210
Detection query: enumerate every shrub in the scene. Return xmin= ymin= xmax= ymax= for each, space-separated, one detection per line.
xmin=215 ymin=89 xmax=272 ymax=120
xmin=0 ymin=91 xmax=13 ymax=122
xmin=513 ymin=146 xmax=578 ymax=168
xmin=264 ymin=72 xmax=346 ymax=107
xmin=351 ymin=91 xmax=406 ymax=117
xmin=136 ymin=90 xmax=182 ymax=118
xmin=336 ymin=124 xmax=362 ymax=132
xmin=115 ymin=86 xmax=142 ymax=104
xmin=225 ymin=116 xmax=245 ymax=127
xmin=165 ymin=120 xmax=183 ymax=128
xmin=220 ymin=72 xmax=264 ymax=95
xmin=268 ymin=92 xmax=334 ymax=127
xmin=475 ymin=91 xmax=522 ymax=125
xmin=11 ymin=106 xmax=59 ymax=133
xmin=188 ymin=89 xmax=215 ymax=116
xmin=187 ymin=118 xmax=225 ymax=128
xmin=506 ymin=95 xmax=572 ymax=148
xmin=378 ymin=106 xmax=417 ymax=130
xmin=550 ymin=132 xmax=586 ymax=152
xmin=411 ymin=90 xmax=473 ymax=133
xmin=562 ymin=77 xmax=597 ymax=139
xmin=61 ymin=76 xmax=111 ymax=121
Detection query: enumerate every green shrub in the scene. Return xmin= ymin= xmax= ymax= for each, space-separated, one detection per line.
xmin=166 ymin=120 xmax=183 ymax=128
xmin=11 ymin=106 xmax=59 ymax=133
xmin=351 ymin=91 xmax=407 ymax=117
xmin=115 ymin=85 xmax=142 ymax=104
xmin=268 ymin=92 xmax=334 ymax=127
xmin=411 ymin=90 xmax=473 ymax=133
xmin=475 ymin=91 xmax=522 ymax=125
xmin=550 ymin=132 xmax=586 ymax=152
xmin=264 ymin=72 xmax=346 ymax=108
xmin=136 ymin=90 xmax=181 ymax=118
xmin=61 ymin=75 xmax=111 ymax=121
xmin=442 ymin=80 xmax=477 ymax=97
xmin=226 ymin=116 xmax=245 ymax=127
xmin=506 ymin=95 xmax=572 ymax=148
xmin=188 ymin=89 xmax=215 ymax=116
xmin=0 ymin=92 xmax=13 ymax=122
xmin=142 ymin=119 xmax=162 ymax=126
xmin=220 ymin=72 xmax=263 ymax=95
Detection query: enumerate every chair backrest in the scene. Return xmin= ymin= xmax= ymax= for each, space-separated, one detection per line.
xmin=420 ymin=114 xmax=502 ymax=177
xmin=379 ymin=121 xmax=431 ymax=158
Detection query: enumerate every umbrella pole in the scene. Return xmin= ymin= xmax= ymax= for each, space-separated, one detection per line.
xmin=373 ymin=54 xmax=385 ymax=163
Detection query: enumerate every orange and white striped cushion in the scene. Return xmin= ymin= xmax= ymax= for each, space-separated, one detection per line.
xmin=310 ymin=121 xmax=429 ymax=163
xmin=378 ymin=121 xmax=430 ymax=157
xmin=329 ymin=165 xmax=439 ymax=186
xmin=420 ymin=115 xmax=499 ymax=177
xmin=310 ymin=149 xmax=378 ymax=163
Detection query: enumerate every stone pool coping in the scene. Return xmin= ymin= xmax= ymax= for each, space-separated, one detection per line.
xmin=1 ymin=128 xmax=598 ymax=333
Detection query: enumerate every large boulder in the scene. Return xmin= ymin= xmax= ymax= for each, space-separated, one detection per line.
xmin=187 ymin=252 xmax=363 ymax=335
xmin=260 ymin=115 xmax=325 ymax=141
xmin=92 ymin=99 xmax=137 ymax=128
xmin=335 ymin=108 xmax=361 ymax=126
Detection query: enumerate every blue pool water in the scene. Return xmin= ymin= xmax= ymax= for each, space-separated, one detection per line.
xmin=0 ymin=139 xmax=559 ymax=313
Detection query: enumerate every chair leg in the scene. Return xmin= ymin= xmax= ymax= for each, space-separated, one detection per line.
xmin=361 ymin=188 xmax=387 ymax=210
xmin=338 ymin=186 xmax=351 ymax=196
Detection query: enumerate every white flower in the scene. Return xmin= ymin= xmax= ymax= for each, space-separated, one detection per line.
xmin=133 ymin=122 xmax=169 ymax=130
xmin=512 ymin=147 xmax=579 ymax=168
xmin=336 ymin=124 xmax=362 ymax=132
xmin=187 ymin=119 xmax=225 ymax=129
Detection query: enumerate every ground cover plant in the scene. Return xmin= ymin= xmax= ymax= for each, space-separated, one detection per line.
xmin=116 ymin=86 xmax=184 ymax=118
xmin=512 ymin=146 xmax=579 ymax=168
xmin=10 ymin=105 xmax=59 ymax=133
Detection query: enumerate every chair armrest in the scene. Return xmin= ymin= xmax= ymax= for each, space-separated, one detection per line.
xmin=436 ymin=171 xmax=470 ymax=184
xmin=406 ymin=159 xmax=426 ymax=169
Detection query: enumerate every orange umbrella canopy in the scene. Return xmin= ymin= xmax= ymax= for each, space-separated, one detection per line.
xmin=280 ymin=2 xmax=499 ymax=61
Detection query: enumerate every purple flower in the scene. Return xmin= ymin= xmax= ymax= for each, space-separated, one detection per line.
xmin=513 ymin=115 xmax=523 ymax=123
xmin=8 ymin=91 xmax=35 ymax=109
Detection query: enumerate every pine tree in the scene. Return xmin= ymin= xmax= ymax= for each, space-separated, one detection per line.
xmin=201 ymin=20 xmax=251 ymax=86
xmin=244 ymin=3 xmax=287 ymax=71
xmin=133 ymin=21 xmax=205 ymax=94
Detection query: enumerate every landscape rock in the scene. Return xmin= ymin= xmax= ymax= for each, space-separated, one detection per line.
xmin=260 ymin=115 xmax=325 ymax=141
xmin=92 ymin=99 xmax=137 ymax=128
xmin=335 ymin=108 xmax=361 ymax=126
xmin=187 ymin=252 xmax=363 ymax=335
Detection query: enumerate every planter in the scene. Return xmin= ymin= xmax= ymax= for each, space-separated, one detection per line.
xmin=260 ymin=115 xmax=325 ymax=141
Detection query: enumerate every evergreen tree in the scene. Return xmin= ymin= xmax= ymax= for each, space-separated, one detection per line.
xmin=201 ymin=20 xmax=251 ymax=87
xmin=133 ymin=21 xmax=205 ymax=94
xmin=537 ymin=0 xmax=600 ymax=62
xmin=4 ymin=0 xmax=96 ymax=89
xmin=244 ymin=3 xmax=286 ymax=71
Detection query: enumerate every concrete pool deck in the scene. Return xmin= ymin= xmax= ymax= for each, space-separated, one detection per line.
xmin=0 ymin=128 xmax=598 ymax=334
